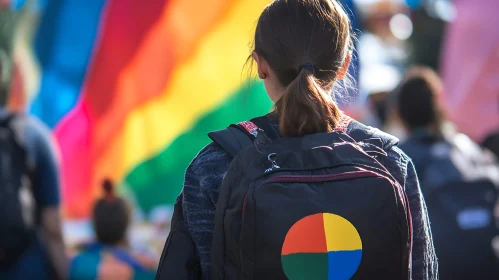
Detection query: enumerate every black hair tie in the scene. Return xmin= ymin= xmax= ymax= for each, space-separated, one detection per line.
xmin=298 ymin=62 xmax=315 ymax=74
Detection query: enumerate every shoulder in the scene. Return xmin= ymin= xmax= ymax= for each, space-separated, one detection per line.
xmin=183 ymin=142 xmax=232 ymax=205
xmin=386 ymin=146 xmax=412 ymax=169
xmin=346 ymin=119 xmax=399 ymax=151
xmin=187 ymin=142 xmax=232 ymax=178
xmin=345 ymin=119 xmax=414 ymax=185
xmin=11 ymin=114 xmax=59 ymax=160
xmin=10 ymin=114 xmax=52 ymax=141
xmin=70 ymin=250 xmax=101 ymax=280
xmin=386 ymin=146 xmax=419 ymax=193
xmin=130 ymin=252 xmax=158 ymax=271
xmin=0 ymin=113 xmax=60 ymax=171
xmin=71 ymin=249 xmax=100 ymax=264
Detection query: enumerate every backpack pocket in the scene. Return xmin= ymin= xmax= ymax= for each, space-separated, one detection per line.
xmin=240 ymin=166 xmax=409 ymax=280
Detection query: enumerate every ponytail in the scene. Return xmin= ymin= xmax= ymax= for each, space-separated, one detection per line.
xmin=274 ymin=67 xmax=341 ymax=137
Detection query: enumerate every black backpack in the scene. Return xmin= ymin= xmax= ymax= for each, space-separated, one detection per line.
xmin=404 ymin=133 xmax=499 ymax=280
xmin=209 ymin=116 xmax=412 ymax=280
xmin=0 ymin=114 xmax=35 ymax=269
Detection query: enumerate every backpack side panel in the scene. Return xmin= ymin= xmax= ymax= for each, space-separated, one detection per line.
xmin=211 ymin=151 xmax=252 ymax=279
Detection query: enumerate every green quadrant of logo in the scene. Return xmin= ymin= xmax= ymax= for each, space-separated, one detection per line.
xmin=281 ymin=253 xmax=328 ymax=280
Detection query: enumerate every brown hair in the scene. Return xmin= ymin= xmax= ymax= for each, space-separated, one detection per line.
xmin=395 ymin=66 xmax=445 ymax=133
xmin=92 ymin=179 xmax=131 ymax=245
xmin=254 ymin=0 xmax=353 ymax=137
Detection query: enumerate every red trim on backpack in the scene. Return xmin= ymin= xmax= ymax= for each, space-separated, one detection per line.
xmin=238 ymin=121 xmax=259 ymax=137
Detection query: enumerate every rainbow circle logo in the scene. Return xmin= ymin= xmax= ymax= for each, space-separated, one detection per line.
xmin=281 ymin=213 xmax=362 ymax=280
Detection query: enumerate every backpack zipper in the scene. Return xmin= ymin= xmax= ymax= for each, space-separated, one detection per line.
xmin=264 ymin=170 xmax=378 ymax=184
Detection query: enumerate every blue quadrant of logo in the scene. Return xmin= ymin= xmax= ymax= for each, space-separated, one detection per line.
xmin=328 ymin=250 xmax=362 ymax=280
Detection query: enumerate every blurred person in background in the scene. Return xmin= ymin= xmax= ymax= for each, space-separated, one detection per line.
xmin=0 ymin=5 xmax=67 ymax=280
xmin=483 ymin=132 xmax=499 ymax=159
xmin=394 ymin=66 xmax=499 ymax=280
xmin=70 ymin=179 xmax=156 ymax=280
xmin=440 ymin=0 xmax=499 ymax=149
xmin=148 ymin=206 xmax=172 ymax=258
xmin=354 ymin=0 xmax=410 ymax=130
xmin=406 ymin=0 xmax=454 ymax=70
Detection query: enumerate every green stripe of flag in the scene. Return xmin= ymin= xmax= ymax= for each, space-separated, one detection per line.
xmin=123 ymin=81 xmax=272 ymax=212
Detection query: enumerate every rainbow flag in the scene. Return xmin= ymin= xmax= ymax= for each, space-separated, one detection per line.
xmin=31 ymin=0 xmax=273 ymax=218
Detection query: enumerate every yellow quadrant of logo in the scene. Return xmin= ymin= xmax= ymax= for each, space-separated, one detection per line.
xmin=323 ymin=213 xmax=362 ymax=251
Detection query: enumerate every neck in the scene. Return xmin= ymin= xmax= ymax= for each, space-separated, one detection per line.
xmin=409 ymin=123 xmax=443 ymax=138
xmin=115 ymin=239 xmax=129 ymax=248
xmin=98 ymin=239 xmax=128 ymax=249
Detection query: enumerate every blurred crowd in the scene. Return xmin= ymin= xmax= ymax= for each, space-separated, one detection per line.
xmin=352 ymin=0 xmax=499 ymax=153
xmin=0 ymin=0 xmax=498 ymax=279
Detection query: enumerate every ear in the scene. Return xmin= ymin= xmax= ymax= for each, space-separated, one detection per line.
xmin=336 ymin=53 xmax=351 ymax=79
xmin=252 ymin=51 xmax=269 ymax=79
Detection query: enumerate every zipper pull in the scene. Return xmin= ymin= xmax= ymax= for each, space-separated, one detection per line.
xmin=265 ymin=153 xmax=280 ymax=173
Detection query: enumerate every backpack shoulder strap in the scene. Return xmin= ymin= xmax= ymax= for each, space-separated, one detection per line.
xmin=207 ymin=126 xmax=254 ymax=158
xmin=249 ymin=115 xmax=280 ymax=139
xmin=0 ymin=112 xmax=16 ymax=129
xmin=208 ymin=115 xmax=400 ymax=157
xmin=208 ymin=115 xmax=276 ymax=158
xmin=347 ymin=119 xmax=399 ymax=151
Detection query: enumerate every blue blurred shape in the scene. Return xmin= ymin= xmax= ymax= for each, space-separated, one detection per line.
xmin=30 ymin=0 xmax=106 ymax=128
xmin=11 ymin=0 xmax=26 ymax=10
xmin=405 ymin=0 xmax=422 ymax=9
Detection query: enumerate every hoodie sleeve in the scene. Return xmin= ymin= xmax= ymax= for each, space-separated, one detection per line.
xmin=385 ymin=147 xmax=438 ymax=280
